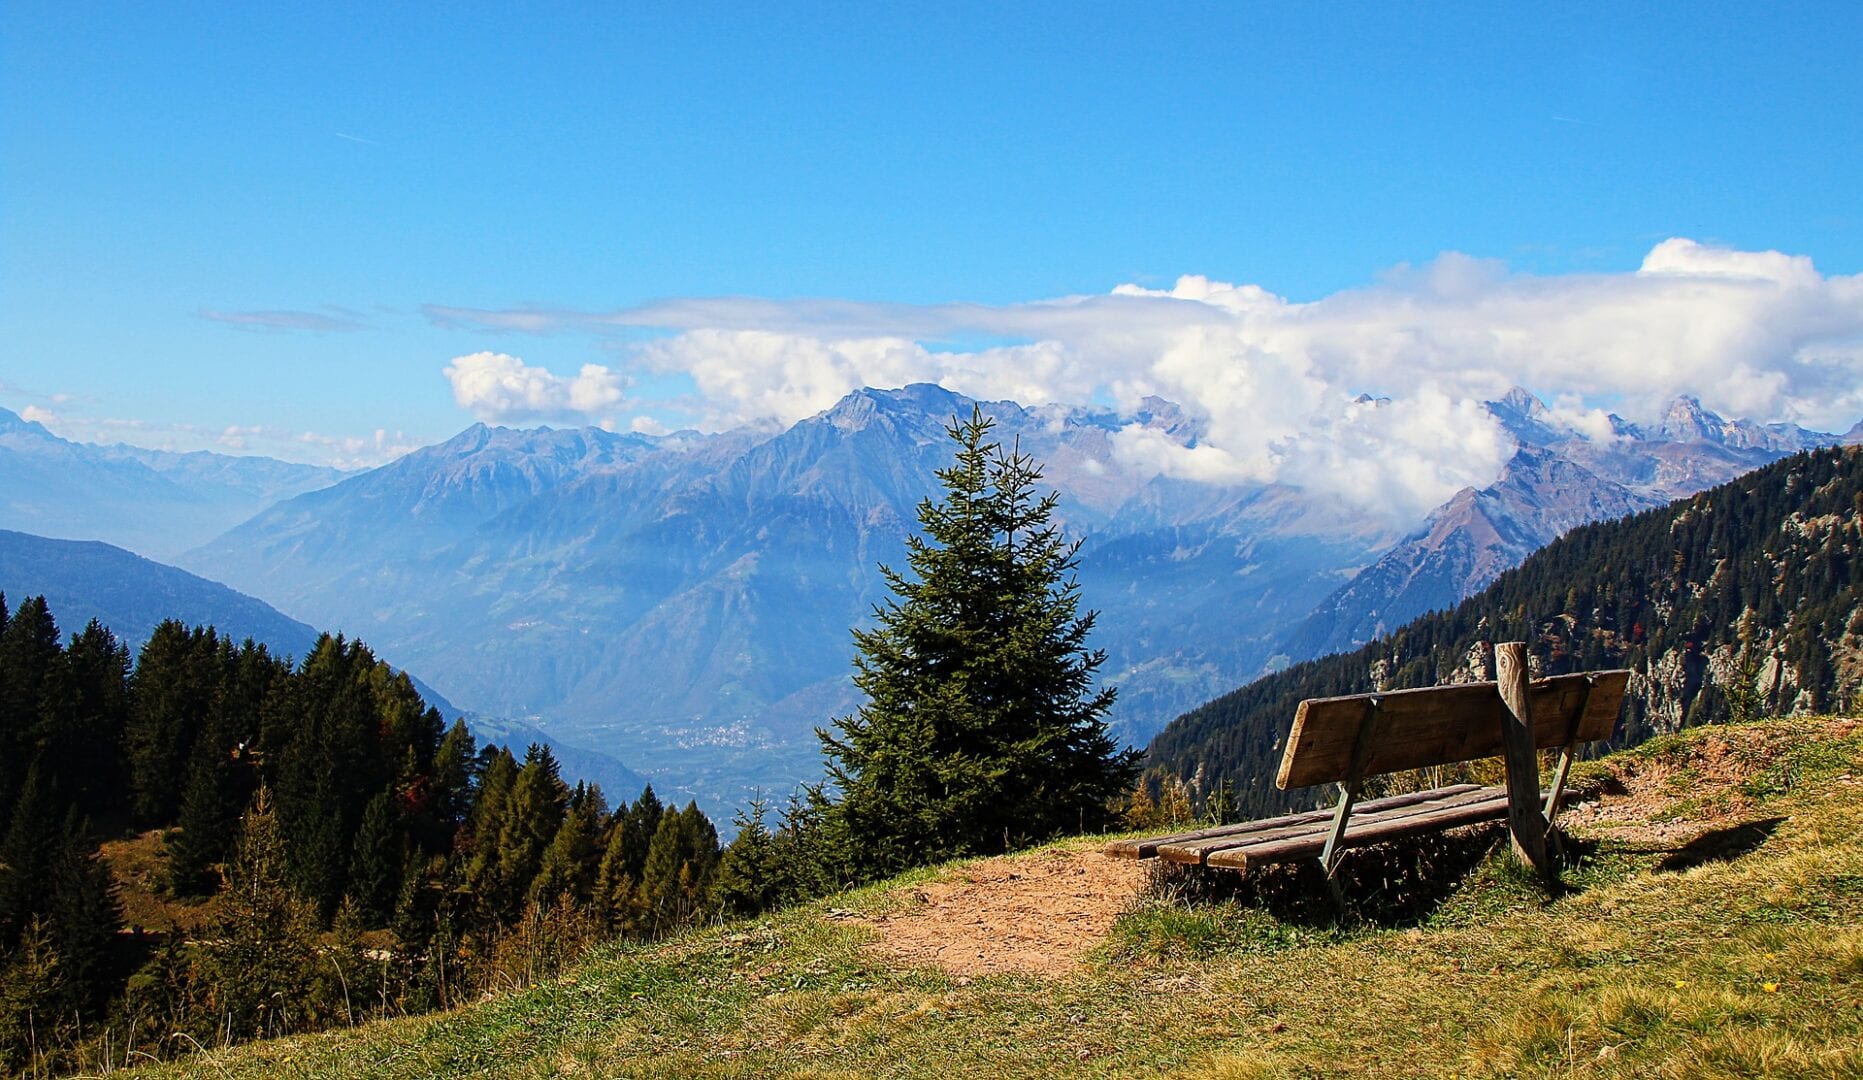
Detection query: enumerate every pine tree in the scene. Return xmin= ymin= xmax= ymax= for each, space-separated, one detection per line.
xmin=0 ymin=597 xmax=61 ymax=819
xmin=164 ymin=737 xmax=242 ymax=896
xmin=488 ymin=745 xmax=567 ymax=924
xmin=204 ymin=786 xmax=320 ymax=1042
xmin=58 ymin=620 xmax=132 ymax=821
xmin=712 ymin=797 xmax=781 ymax=917
xmin=528 ymin=783 xmax=603 ymax=909
xmin=124 ymin=621 xmax=216 ymax=825
xmin=44 ymin=813 xmax=121 ymax=1015
xmin=819 ymin=407 xmax=1137 ymax=875
xmin=346 ymin=788 xmax=405 ymax=925
xmin=638 ymin=803 xmax=718 ymax=936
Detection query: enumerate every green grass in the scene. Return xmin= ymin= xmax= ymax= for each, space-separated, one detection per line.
xmin=133 ymin=715 xmax=1863 ymax=1079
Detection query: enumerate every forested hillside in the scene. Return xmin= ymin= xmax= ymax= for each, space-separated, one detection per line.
xmin=1147 ymin=445 xmax=1863 ymax=817
xmin=0 ymin=600 xmax=799 ymax=1075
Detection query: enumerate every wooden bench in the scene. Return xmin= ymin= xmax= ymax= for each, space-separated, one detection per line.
xmin=1108 ymin=643 xmax=1630 ymax=881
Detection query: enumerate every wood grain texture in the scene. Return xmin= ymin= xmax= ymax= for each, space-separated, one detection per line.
xmin=1157 ymin=785 xmax=1504 ymax=866
xmin=1275 ymin=668 xmax=1629 ymax=790
xmin=1102 ymin=785 xmax=1485 ymax=859
xmin=1495 ymin=642 xmax=1549 ymax=873
xmin=1205 ymin=793 xmax=1510 ymax=870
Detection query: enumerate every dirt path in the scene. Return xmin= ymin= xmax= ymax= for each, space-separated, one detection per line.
xmin=853 ymin=846 xmax=1146 ymax=978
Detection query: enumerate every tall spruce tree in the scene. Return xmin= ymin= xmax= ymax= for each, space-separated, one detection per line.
xmin=819 ymin=407 xmax=1137 ymax=876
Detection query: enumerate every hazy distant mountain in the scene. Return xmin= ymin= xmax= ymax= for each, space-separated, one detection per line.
xmin=0 ymin=527 xmax=647 ymax=800
xmin=0 ymin=407 xmax=348 ymax=558
xmin=174 ymin=383 xmax=1847 ymax=811
xmin=0 ymin=528 xmax=324 ymax=657
xmin=1282 ymin=391 xmax=1842 ymax=658
xmin=182 ymin=385 xmax=1399 ymax=807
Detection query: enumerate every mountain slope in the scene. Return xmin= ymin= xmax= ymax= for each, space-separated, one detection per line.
xmin=1147 ymin=445 xmax=1863 ymax=818
xmin=0 ymin=406 xmax=347 ymax=558
xmin=0 ymin=528 xmax=324 ymax=658
xmin=1285 ymin=391 xmax=1839 ymax=659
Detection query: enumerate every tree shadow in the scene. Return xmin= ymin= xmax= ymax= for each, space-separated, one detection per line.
xmin=1655 ymin=817 xmax=1785 ymax=873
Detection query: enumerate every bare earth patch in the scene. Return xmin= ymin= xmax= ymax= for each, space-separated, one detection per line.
xmin=1560 ymin=716 xmax=1859 ymax=844
xmin=854 ymin=846 xmax=1146 ymax=977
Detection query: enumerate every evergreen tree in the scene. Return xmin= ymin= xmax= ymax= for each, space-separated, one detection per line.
xmin=346 ymin=788 xmax=405 ymax=925
xmin=712 ymin=797 xmax=781 ymax=917
xmin=0 ymin=918 xmax=64 ymax=1076
xmin=164 ymin=737 xmax=242 ymax=896
xmin=527 ymin=784 xmax=602 ymax=908
xmin=488 ymin=745 xmax=567 ymax=923
xmin=422 ymin=720 xmax=478 ymax=850
xmin=638 ymin=802 xmax=718 ymax=936
xmin=0 ymin=759 xmax=55 ymax=944
xmin=0 ymin=597 xmax=61 ymax=818
xmin=819 ymin=408 xmax=1137 ymax=875
xmin=204 ymin=787 xmax=320 ymax=1042
xmin=44 ymin=813 xmax=121 ymax=1014
xmin=58 ymin=620 xmax=132 ymax=821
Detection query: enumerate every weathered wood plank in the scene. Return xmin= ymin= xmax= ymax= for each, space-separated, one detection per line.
xmin=1102 ymin=784 xmax=1486 ymax=859
xmin=1156 ymin=784 xmax=1505 ymax=866
xmin=1206 ymin=792 xmax=1511 ymax=870
xmin=1496 ymin=642 xmax=1550 ymax=875
xmin=1275 ymin=668 xmax=1629 ymax=790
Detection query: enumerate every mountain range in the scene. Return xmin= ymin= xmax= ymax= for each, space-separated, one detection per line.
xmin=3 ymin=389 xmax=1852 ymax=811
xmin=176 ymin=385 xmax=1848 ymax=808
xmin=1281 ymin=391 xmax=1842 ymax=659
xmin=0 ymin=407 xmax=348 ymax=558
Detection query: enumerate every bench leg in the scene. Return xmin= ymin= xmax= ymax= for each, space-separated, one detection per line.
xmin=1320 ymin=696 xmax=1380 ymax=879
xmin=1543 ymin=675 xmax=1594 ymax=826
xmin=1320 ymin=780 xmax=1359 ymax=877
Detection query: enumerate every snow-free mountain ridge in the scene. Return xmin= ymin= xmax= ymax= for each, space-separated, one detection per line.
xmin=0 ymin=406 xmax=348 ymax=559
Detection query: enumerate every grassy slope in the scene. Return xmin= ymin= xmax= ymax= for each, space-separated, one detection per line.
xmin=137 ymin=716 xmax=1863 ymax=1079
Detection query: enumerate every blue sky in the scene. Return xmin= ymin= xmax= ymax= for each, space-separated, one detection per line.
xmin=3 ymin=3 xmax=1860 ymax=469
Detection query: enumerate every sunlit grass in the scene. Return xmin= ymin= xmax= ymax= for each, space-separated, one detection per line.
xmin=133 ymin=715 xmax=1863 ymax=1079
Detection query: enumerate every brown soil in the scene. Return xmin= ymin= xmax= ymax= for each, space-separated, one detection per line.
xmin=852 ymin=846 xmax=1146 ymax=978
xmin=1559 ymin=716 xmax=1859 ymax=845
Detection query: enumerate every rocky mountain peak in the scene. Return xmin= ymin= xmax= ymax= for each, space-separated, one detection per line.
xmin=1657 ymin=395 xmax=1723 ymax=444
xmin=1496 ymin=386 xmax=1550 ymax=419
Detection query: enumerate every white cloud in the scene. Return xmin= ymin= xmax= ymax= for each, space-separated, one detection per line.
xmin=443 ymin=351 xmax=628 ymax=424
xmin=18 ymin=405 xmax=58 ymax=425
xmin=429 ymin=239 xmax=1863 ymax=519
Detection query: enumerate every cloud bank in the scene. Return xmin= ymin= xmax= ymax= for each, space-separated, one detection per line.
xmin=434 ymin=239 xmax=1863 ymax=520
xmin=443 ymin=352 xmax=628 ymax=424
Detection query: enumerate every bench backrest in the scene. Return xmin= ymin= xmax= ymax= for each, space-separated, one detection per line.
xmin=1276 ymin=669 xmax=1630 ymax=790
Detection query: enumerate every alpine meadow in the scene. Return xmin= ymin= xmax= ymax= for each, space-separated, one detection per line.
xmin=3 ymin=6 xmax=1862 ymax=1078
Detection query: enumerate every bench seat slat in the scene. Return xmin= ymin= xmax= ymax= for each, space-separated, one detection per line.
xmin=1205 ymin=791 xmax=1511 ymax=871
xmin=1102 ymin=784 xmax=1485 ymax=859
xmin=1156 ymin=784 xmax=1505 ymax=865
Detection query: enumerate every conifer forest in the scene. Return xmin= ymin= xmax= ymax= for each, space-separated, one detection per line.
xmin=0 ymin=602 xmax=825 ymax=1072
